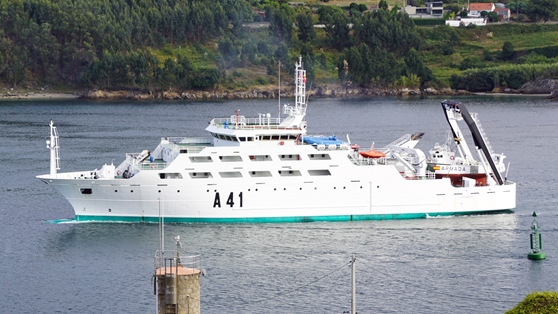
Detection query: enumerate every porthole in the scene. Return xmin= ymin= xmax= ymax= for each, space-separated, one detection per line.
xmin=108 ymin=208 xmax=112 ymax=212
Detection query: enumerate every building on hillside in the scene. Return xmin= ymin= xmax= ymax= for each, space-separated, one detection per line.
xmin=494 ymin=7 xmax=511 ymax=20
xmin=446 ymin=17 xmax=487 ymax=27
xmin=426 ymin=2 xmax=444 ymax=15
xmin=468 ymin=3 xmax=495 ymax=16
xmin=402 ymin=1 xmax=444 ymax=18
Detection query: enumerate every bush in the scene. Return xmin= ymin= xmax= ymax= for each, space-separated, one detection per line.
xmin=507 ymin=291 xmax=558 ymax=314
xmin=460 ymin=70 xmax=494 ymax=91
xmin=501 ymin=41 xmax=515 ymax=61
xmin=255 ymin=76 xmax=267 ymax=85
xmin=413 ymin=19 xmax=446 ymax=26
xmin=459 ymin=56 xmax=484 ymax=70
xmin=452 ymin=63 xmax=558 ymax=91
xmin=190 ymin=68 xmax=219 ymax=89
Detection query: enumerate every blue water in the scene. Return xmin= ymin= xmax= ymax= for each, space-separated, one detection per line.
xmin=1 ymin=95 xmax=558 ymax=313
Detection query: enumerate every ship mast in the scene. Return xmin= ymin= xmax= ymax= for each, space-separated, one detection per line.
xmin=46 ymin=120 xmax=60 ymax=176
xmin=294 ymin=56 xmax=307 ymax=114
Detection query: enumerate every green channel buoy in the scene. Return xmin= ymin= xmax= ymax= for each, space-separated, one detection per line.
xmin=528 ymin=211 xmax=546 ymax=260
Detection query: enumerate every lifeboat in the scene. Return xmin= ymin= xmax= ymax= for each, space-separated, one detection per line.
xmin=360 ymin=150 xmax=386 ymax=158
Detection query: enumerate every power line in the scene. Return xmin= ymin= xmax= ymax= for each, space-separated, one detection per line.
xmin=357 ymin=258 xmax=518 ymax=304
xmin=234 ymin=260 xmax=352 ymax=307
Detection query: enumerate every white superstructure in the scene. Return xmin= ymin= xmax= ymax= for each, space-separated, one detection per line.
xmin=37 ymin=58 xmax=516 ymax=223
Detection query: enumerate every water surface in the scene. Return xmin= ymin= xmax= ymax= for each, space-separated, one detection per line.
xmin=1 ymin=95 xmax=557 ymax=313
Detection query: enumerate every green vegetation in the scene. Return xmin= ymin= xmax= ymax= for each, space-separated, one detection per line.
xmin=1 ymin=0 xmax=558 ymax=94
xmin=507 ymin=291 xmax=558 ymax=314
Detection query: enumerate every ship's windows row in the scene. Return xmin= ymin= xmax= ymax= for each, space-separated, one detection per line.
xmin=278 ymin=170 xmax=302 ymax=177
xmin=213 ymin=134 xmax=239 ymax=142
xmin=190 ymin=172 xmax=213 ymax=179
xmin=159 ymin=173 xmax=183 ymax=179
xmin=249 ymin=171 xmax=273 ymax=177
xmin=249 ymin=155 xmax=271 ymax=161
xmin=209 ymin=133 xmax=298 ymax=142
xmin=308 ymin=154 xmax=331 ymax=160
xmin=260 ymin=135 xmax=297 ymax=141
xmin=238 ymin=136 xmax=255 ymax=142
xmin=188 ymin=153 xmax=331 ymax=163
xmin=308 ymin=170 xmax=331 ymax=176
xmin=190 ymin=156 xmax=212 ymax=163
xmin=279 ymin=154 xmax=301 ymax=161
xmin=219 ymin=171 xmax=243 ymax=178
xmin=219 ymin=155 xmax=243 ymax=162
xmin=184 ymin=169 xmax=329 ymax=178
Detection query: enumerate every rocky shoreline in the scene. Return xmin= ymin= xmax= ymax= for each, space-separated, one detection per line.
xmin=2 ymin=79 xmax=557 ymax=100
xmin=79 ymin=79 xmax=558 ymax=100
xmin=81 ymin=86 xmax=468 ymax=101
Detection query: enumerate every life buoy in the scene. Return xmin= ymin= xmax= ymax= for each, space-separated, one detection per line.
xmin=151 ymin=164 xmax=157 ymax=169
xmin=450 ymin=155 xmax=455 ymax=160
xmin=279 ymin=141 xmax=284 ymax=146
xmin=117 ymin=170 xmax=121 ymax=175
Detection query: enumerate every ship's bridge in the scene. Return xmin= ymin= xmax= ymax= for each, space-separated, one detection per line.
xmin=206 ymin=111 xmax=307 ymax=147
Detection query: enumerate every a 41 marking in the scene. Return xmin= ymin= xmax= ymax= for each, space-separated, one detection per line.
xmin=213 ymin=192 xmax=243 ymax=208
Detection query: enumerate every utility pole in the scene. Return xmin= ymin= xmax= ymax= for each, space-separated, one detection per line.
xmin=351 ymin=254 xmax=356 ymax=314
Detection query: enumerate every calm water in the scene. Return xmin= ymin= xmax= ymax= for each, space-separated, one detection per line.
xmin=1 ymin=95 xmax=558 ymax=313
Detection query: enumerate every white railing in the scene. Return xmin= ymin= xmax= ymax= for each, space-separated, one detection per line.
xmin=210 ymin=117 xmax=298 ymax=130
xmin=142 ymin=162 xmax=167 ymax=170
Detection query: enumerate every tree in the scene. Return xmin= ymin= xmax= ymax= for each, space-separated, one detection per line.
xmin=379 ymin=0 xmax=388 ymax=10
xmin=274 ymin=42 xmax=289 ymax=65
xmin=300 ymin=44 xmax=315 ymax=86
xmin=269 ymin=4 xmax=295 ymax=44
xmin=404 ymin=48 xmax=433 ymax=85
xmin=501 ymin=41 xmax=515 ymax=61
xmin=218 ymin=36 xmax=238 ymax=68
xmin=325 ymin=11 xmax=351 ymax=50
xmin=527 ymin=0 xmax=558 ymax=21
xmin=487 ymin=11 xmax=500 ymax=22
xmin=507 ymin=1 xmax=527 ymax=16
xmin=175 ymin=54 xmax=192 ymax=88
xmin=296 ymin=12 xmax=316 ymax=43
xmin=160 ymin=58 xmax=177 ymax=89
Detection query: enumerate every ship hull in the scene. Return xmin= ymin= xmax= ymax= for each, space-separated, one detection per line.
xmin=38 ymin=163 xmax=516 ymax=223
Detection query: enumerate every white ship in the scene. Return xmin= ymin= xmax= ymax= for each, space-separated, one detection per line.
xmin=37 ymin=58 xmax=516 ymax=223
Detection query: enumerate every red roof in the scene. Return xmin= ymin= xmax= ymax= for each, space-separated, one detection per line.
xmin=469 ymin=3 xmax=494 ymax=11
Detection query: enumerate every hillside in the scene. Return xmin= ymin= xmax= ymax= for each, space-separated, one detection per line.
xmin=1 ymin=0 xmax=558 ymax=97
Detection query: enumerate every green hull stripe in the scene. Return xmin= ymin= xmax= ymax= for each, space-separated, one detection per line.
xmin=64 ymin=210 xmax=513 ymax=224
